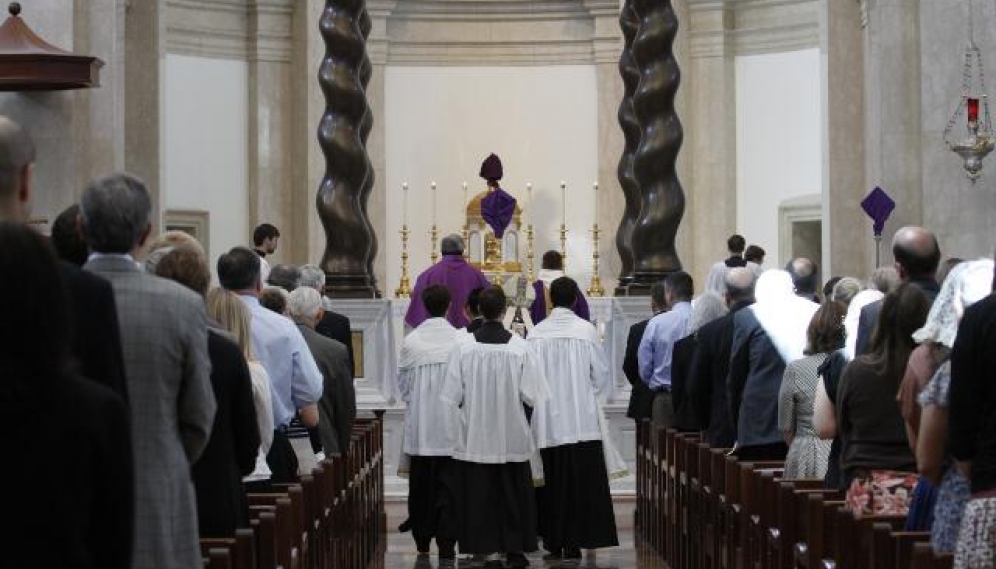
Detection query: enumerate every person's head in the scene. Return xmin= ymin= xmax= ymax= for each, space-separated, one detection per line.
xmin=867 ymin=282 xmax=930 ymax=380
xmin=80 ymin=173 xmax=153 ymax=256
xmin=937 ymin=257 xmax=964 ymax=286
xmin=466 ymin=287 xmax=484 ymax=319
xmin=869 ymin=266 xmax=900 ymax=294
xmin=260 ymin=287 xmax=288 ymax=315
xmin=650 ymin=282 xmax=667 ymax=313
xmin=288 ymin=286 xmax=324 ymax=327
xmin=299 ymin=264 xmax=327 ymax=294
xmin=0 ymin=116 xmax=36 ymax=223
xmin=50 ymin=204 xmax=88 ymax=266
xmin=478 ymin=285 xmax=507 ymax=321
xmin=754 ymin=269 xmax=795 ymax=304
xmin=785 ymin=257 xmax=818 ymax=296
xmin=805 ymin=301 xmax=847 ymax=355
xmin=822 ymin=276 xmax=843 ymax=300
xmin=0 ymin=222 xmax=71 ymax=381
xmin=550 ymin=276 xmax=578 ymax=309
xmin=422 ymin=284 xmax=451 ymax=319
xmin=664 ymin=271 xmax=694 ymax=307
xmin=724 ymin=267 xmax=756 ymax=306
xmin=542 ymin=250 xmax=564 ymax=271
xmin=727 ymin=234 xmax=746 ymax=256
xmin=689 ymin=293 xmax=728 ymax=334
xmin=152 ymin=246 xmax=211 ymax=298
xmin=267 ymin=264 xmax=301 ymax=292
xmin=891 ymin=226 xmax=940 ymax=281
xmin=253 ymin=223 xmax=280 ymax=254
xmin=144 ymin=230 xmax=207 ymax=274
xmin=441 ymin=234 xmax=464 ymax=256
xmin=206 ymin=287 xmax=255 ymax=360
xmin=831 ymin=277 xmax=863 ymax=306
xmin=744 ymin=244 xmax=765 ymax=264
xmin=217 ymin=246 xmax=262 ymax=294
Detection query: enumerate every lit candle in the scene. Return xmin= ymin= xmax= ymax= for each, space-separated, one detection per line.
xmin=462 ymin=181 xmax=468 ymax=210
xmin=402 ymin=182 xmax=408 ymax=226
xmin=431 ymin=181 xmax=437 ymax=224
xmin=560 ymin=181 xmax=567 ymax=226
xmin=593 ymin=181 xmax=599 ymax=224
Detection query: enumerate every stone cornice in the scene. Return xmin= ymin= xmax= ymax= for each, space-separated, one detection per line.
xmin=166 ymin=0 xmax=294 ymax=62
xmin=688 ymin=0 xmax=819 ymax=57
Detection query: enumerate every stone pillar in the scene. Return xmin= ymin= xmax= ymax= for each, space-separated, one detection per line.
xmin=613 ymin=0 xmax=640 ymax=294
xmin=686 ymin=1 xmax=737 ymax=287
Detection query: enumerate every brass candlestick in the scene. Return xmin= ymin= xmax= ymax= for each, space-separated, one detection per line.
xmin=559 ymin=223 xmax=568 ymax=271
xmin=588 ymin=224 xmax=605 ymax=297
xmin=430 ymin=224 xmax=439 ymax=264
xmin=462 ymin=224 xmax=470 ymax=262
xmin=526 ymin=224 xmax=535 ymax=282
xmin=395 ymin=224 xmax=412 ymax=298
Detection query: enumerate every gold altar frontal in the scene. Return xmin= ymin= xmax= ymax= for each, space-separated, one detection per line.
xmin=464 ymin=190 xmax=525 ymax=279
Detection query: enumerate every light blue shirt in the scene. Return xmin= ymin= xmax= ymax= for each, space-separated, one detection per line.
xmin=637 ymin=301 xmax=693 ymax=391
xmin=240 ymin=295 xmax=324 ymax=427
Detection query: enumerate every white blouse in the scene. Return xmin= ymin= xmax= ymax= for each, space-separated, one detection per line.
xmin=398 ymin=318 xmax=465 ymax=456
xmin=441 ymin=335 xmax=550 ymax=464
xmin=527 ymin=308 xmax=613 ymax=449
xmin=244 ymin=361 xmax=274 ymax=482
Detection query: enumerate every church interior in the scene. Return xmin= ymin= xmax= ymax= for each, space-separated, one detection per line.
xmin=5 ymin=0 xmax=996 ymax=567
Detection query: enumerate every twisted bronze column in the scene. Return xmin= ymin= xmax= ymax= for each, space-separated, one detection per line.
xmin=615 ymin=0 xmax=641 ymax=295
xmin=358 ymin=5 xmax=378 ymax=283
xmin=629 ymin=0 xmax=684 ymax=293
xmin=317 ymin=0 xmax=380 ymax=298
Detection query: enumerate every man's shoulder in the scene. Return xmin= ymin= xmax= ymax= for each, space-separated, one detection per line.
xmin=60 ymin=261 xmax=111 ymax=294
xmin=302 ymin=324 xmax=347 ymax=354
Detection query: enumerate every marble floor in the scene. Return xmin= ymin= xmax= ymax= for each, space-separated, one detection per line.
xmin=368 ymin=531 xmax=668 ymax=569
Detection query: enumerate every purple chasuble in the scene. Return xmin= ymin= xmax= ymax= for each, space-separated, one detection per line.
xmin=480 ymin=187 xmax=517 ymax=238
xmin=528 ymin=280 xmax=591 ymax=325
xmin=405 ymin=255 xmax=491 ymax=329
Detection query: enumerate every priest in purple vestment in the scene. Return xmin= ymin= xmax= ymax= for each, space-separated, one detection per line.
xmin=479 ymin=153 xmax=517 ymax=238
xmin=530 ymin=250 xmax=590 ymax=325
xmin=405 ymin=234 xmax=491 ymax=329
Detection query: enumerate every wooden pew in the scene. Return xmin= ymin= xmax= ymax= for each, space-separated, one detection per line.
xmin=869 ymin=523 xmax=929 ymax=569
xmin=200 ymin=528 xmax=255 ymax=569
xmin=765 ymin=479 xmax=835 ymax=569
xmin=910 ymin=542 xmax=954 ymax=569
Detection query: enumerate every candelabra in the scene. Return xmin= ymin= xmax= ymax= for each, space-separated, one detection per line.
xmin=395 ymin=224 xmax=412 ymax=298
xmin=526 ymin=224 xmax=535 ymax=282
xmin=588 ymin=224 xmax=606 ymax=297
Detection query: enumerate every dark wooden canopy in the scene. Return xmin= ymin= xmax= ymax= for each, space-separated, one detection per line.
xmin=0 ymin=2 xmax=103 ymax=91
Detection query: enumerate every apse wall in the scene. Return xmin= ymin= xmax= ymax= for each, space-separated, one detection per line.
xmin=164 ymin=54 xmax=249 ymax=268
xmin=384 ymin=65 xmax=600 ymax=292
xmin=735 ymin=48 xmax=824 ymax=267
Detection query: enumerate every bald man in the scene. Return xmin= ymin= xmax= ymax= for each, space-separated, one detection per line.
xmin=855 ymin=227 xmax=941 ymax=356
xmin=785 ymin=257 xmax=819 ymax=302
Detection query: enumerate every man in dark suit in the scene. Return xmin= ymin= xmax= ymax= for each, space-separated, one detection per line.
xmin=623 ymin=284 xmax=667 ymax=421
xmin=299 ymin=264 xmax=355 ymax=377
xmin=855 ymin=227 xmax=941 ymax=355
xmin=687 ymin=267 xmax=755 ymax=447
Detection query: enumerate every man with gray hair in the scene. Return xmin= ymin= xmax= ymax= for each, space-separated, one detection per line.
xmin=288 ymin=287 xmax=356 ymax=457
xmin=300 ymin=264 xmax=355 ymax=377
xmin=82 ymin=172 xmax=216 ymax=569
xmin=405 ymin=233 xmax=490 ymax=329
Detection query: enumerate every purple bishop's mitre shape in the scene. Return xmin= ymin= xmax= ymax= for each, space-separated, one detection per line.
xmin=860 ymin=186 xmax=895 ymax=237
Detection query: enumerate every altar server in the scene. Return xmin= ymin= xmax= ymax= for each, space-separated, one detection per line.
xmin=527 ymin=277 xmax=619 ymax=562
xmin=441 ymin=285 xmax=549 ymax=568
xmin=529 ymin=250 xmax=590 ymax=325
xmin=398 ymin=285 xmax=463 ymax=559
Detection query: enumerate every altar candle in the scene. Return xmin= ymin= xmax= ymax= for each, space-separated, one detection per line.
xmin=402 ymin=182 xmax=408 ymax=225
xmin=431 ymin=181 xmax=437 ymax=224
xmin=593 ymin=181 xmax=599 ymax=224
xmin=462 ymin=181 xmax=468 ymax=209
xmin=560 ymin=181 xmax=567 ymax=226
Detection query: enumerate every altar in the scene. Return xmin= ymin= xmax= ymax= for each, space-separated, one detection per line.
xmin=325 ymin=296 xmax=653 ymax=503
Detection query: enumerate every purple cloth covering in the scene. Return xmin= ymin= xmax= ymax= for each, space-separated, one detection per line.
xmin=861 ymin=187 xmax=896 ymax=237
xmin=529 ymin=280 xmax=591 ymax=325
xmin=481 ymin=187 xmax=517 ymax=238
xmin=405 ymin=255 xmax=491 ymax=329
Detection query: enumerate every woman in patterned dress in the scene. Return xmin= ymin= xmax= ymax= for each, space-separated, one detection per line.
xmin=778 ymin=301 xmax=847 ymax=478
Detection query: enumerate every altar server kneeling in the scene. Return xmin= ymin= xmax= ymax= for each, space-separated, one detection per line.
xmin=441 ymin=285 xmax=550 ymax=568
xmin=527 ymin=277 xmax=619 ymax=563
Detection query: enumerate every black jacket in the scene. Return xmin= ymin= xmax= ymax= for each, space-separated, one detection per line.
xmin=192 ymin=331 xmax=261 ymax=537
xmin=624 ymin=319 xmax=654 ymax=420
xmin=855 ymin=277 xmax=940 ymax=356
xmin=316 ymin=309 xmax=355 ymax=378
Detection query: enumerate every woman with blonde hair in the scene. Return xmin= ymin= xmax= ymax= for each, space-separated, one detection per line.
xmin=207 ymin=287 xmax=275 ymax=491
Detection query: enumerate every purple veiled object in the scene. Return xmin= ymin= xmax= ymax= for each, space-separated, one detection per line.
xmin=861 ymin=187 xmax=896 ymax=237
xmin=481 ymin=187 xmax=517 ymax=238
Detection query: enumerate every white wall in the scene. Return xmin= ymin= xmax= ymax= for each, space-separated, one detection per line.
xmin=384 ymin=66 xmax=600 ymax=292
xmin=735 ymin=49 xmax=824 ymax=266
xmin=164 ymin=54 xmax=248 ymax=267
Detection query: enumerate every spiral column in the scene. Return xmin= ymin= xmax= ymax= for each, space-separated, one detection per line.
xmin=614 ymin=0 xmax=641 ymax=295
xmin=317 ymin=0 xmax=380 ymax=298
xmin=628 ymin=0 xmax=685 ymax=294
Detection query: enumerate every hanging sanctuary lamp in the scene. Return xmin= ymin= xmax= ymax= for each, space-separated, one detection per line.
xmin=943 ymin=0 xmax=994 ymax=181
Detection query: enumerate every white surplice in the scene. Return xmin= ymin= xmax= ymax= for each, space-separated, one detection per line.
xmin=398 ymin=317 xmax=466 ymax=457
xmin=440 ymin=334 xmax=550 ymax=464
